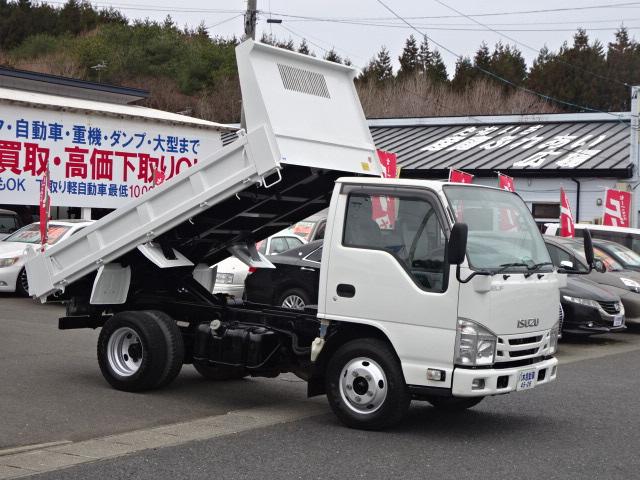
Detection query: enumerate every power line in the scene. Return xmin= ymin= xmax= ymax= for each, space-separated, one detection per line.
xmin=374 ymin=0 xmax=628 ymax=123
xmin=277 ymin=23 xmax=367 ymax=64
xmin=205 ymin=14 xmax=243 ymax=31
xmin=269 ymin=2 xmax=640 ymax=22
xmin=433 ymin=0 xmax=631 ymax=88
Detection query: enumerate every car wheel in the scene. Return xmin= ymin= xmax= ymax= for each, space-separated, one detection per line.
xmin=325 ymin=338 xmax=410 ymax=430
xmin=16 ymin=268 xmax=29 ymax=297
xmin=97 ymin=310 xmax=184 ymax=392
xmin=193 ymin=363 xmax=247 ymax=380
xmin=278 ymin=288 xmax=310 ymax=310
xmin=425 ymin=396 xmax=484 ymax=412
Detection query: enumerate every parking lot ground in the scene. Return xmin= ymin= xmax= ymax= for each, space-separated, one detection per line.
xmin=2 ymin=295 xmax=640 ymax=479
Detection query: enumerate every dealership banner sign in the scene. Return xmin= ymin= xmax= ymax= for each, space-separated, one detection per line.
xmin=0 ymin=104 xmax=222 ymax=208
xmin=603 ymin=189 xmax=631 ymax=227
xmin=560 ymin=188 xmax=575 ymax=238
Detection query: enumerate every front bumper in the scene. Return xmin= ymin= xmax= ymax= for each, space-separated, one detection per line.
xmin=0 ymin=264 xmax=21 ymax=292
xmin=451 ymin=357 xmax=558 ymax=397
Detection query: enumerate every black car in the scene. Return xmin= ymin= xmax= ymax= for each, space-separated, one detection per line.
xmin=244 ymin=240 xmax=322 ymax=309
xmin=560 ymin=276 xmax=626 ymax=335
xmin=593 ymin=239 xmax=640 ymax=272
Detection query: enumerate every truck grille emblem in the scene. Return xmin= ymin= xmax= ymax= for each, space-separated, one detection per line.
xmin=517 ymin=318 xmax=539 ymax=328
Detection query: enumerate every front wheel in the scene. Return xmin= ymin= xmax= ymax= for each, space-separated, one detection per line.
xmin=278 ymin=288 xmax=309 ymax=310
xmin=16 ymin=268 xmax=29 ymax=297
xmin=426 ymin=396 xmax=484 ymax=412
xmin=325 ymin=338 xmax=410 ymax=430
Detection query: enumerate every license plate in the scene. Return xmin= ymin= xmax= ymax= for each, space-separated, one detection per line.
xmin=613 ymin=315 xmax=624 ymax=327
xmin=516 ymin=368 xmax=537 ymax=391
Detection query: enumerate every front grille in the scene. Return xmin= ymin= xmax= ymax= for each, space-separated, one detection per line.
xmin=510 ymin=348 xmax=538 ymax=358
xmin=598 ymin=301 xmax=620 ymax=315
xmin=509 ymin=336 xmax=542 ymax=346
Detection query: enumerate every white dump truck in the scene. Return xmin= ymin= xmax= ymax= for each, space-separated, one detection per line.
xmin=26 ymin=40 xmax=591 ymax=430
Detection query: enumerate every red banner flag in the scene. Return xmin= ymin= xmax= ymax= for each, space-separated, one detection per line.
xmin=38 ymin=163 xmax=51 ymax=251
xmin=560 ymin=188 xmax=575 ymax=238
xmin=449 ymin=168 xmax=473 ymax=184
xmin=372 ymin=149 xmax=399 ymax=229
xmin=603 ymin=189 xmax=631 ymax=227
xmin=498 ymin=173 xmax=515 ymax=192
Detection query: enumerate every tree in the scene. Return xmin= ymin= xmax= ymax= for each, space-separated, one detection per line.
xmin=426 ymin=49 xmax=448 ymax=83
xmin=490 ymin=42 xmax=527 ymax=87
xmin=298 ymin=38 xmax=310 ymax=55
xmin=324 ymin=47 xmax=342 ymax=64
xmin=398 ymin=34 xmax=419 ymax=78
xmin=451 ymin=56 xmax=475 ymax=91
xmin=474 ymin=42 xmax=491 ymax=71
xmin=606 ymin=27 xmax=640 ymax=110
xmin=418 ymin=35 xmax=431 ymax=73
xmin=373 ymin=46 xmax=393 ymax=81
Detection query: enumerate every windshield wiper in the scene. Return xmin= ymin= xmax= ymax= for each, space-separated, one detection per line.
xmin=493 ymin=262 xmax=530 ymax=274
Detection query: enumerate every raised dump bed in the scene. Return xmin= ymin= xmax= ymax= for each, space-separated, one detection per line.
xmin=26 ymin=40 xmax=380 ymax=301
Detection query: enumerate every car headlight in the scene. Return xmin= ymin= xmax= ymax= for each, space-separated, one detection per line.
xmin=549 ymin=321 xmax=559 ymax=355
xmin=454 ymin=318 xmax=497 ymax=367
xmin=562 ymin=295 xmax=599 ymax=308
xmin=620 ymin=277 xmax=640 ymax=293
xmin=215 ymin=272 xmax=234 ymax=284
xmin=0 ymin=257 xmax=19 ymax=268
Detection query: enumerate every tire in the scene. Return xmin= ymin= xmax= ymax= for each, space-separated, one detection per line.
xmin=325 ymin=338 xmax=410 ymax=430
xmin=193 ymin=363 xmax=247 ymax=381
xmin=97 ymin=310 xmax=184 ymax=392
xmin=16 ymin=268 xmax=29 ymax=297
xmin=278 ymin=288 xmax=310 ymax=310
xmin=426 ymin=396 xmax=484 ymax=412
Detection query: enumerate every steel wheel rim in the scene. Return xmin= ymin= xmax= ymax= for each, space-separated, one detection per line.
xmin=339 ymin=356 xmax=388 ymax=414
xmin=19 ymin=269 xmax=28 ymax=293
xmin=281 ymin=294 xmax=305 ymax=310
xmin=107 ymin=327 xmax=143 ymax=377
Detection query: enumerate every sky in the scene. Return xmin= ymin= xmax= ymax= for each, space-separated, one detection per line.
xmin=46 ymin=0 xmax=640 ymax=76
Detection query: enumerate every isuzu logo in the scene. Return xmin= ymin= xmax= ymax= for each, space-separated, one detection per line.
xmin=517 ymin=318 xmax=539 ymax=328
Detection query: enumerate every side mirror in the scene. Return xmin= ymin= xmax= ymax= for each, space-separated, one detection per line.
xmin=559 ymin=260 xmax=574 ymax=271
xmin=448 ymin=222 xmax=468 ymax=265
xmin=583 ymin=229 xmax=595 ymax=268
xmin=594 ymin=259 xmax=606 ymax=273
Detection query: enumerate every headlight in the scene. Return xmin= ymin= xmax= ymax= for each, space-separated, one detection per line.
xmin=549 ymin=321 xmax=559 ymax=354
xmin=0 ymin=257 xmax=19 ymax=267
xmin=454 ymin=318 xmax=497 ymax=366
xmin=620 ymin=277 xmax=640 ymax=293
xmin=215 ymin=272 xmax=234 ymax=284
xmin=562 ymin=295 xmax=599 ymax=308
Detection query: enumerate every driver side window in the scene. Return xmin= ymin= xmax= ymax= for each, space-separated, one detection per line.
xmin=343 ymin=192 xmax=447 ymax=292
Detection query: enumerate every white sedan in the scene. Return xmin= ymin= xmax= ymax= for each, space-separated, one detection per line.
xmin=213 ymin=232 xmax=306 ymax=297
xmin=0 ymin=220 xmax=93 ymax=296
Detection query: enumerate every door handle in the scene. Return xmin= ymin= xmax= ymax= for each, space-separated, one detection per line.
xmin=300 ymin=267 xmax=316 ymax=272
xmin=336 ymin=283 xmax=356 ymax=298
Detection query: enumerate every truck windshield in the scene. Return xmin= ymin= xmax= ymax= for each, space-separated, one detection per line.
xmin=444 ymin=186 xmax=552 ymax=273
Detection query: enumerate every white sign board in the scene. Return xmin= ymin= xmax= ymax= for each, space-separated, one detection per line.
xmin=0 ymin=104 xmax=223 ymax=208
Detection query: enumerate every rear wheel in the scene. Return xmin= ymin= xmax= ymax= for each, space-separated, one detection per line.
xmin=193 ymin=363 xmax=247 ymax=381
xmin=16 ymin=268 xmax=29 ymax=297
xmin=426 ymin=396 xmax=484 ymax=412
xmin=325 ymin=338 xmax=410 ymax=430
xmin=97 ymin=310 xmax=183 ymax=392
xmin=278 ymin=288 xmax=310 ymax=310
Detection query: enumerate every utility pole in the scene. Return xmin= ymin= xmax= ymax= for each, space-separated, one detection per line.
xmin=244 ymin=0 xmax=257 ymax=40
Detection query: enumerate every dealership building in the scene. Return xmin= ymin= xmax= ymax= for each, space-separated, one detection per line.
xmin=1 ymin=65 xmax=639 ymax=228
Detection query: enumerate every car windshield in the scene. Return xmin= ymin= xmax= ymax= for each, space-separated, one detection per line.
xmin=444 ymin=185 xmax=552 ymax=272
xmin=562 ymin=241 xmax=624 ymax=272
xmin=4 ymin=224 xmax=71 ymax=245
xmin=604 ymin=243 xmax=640 ymax=267
xmin=0 ymin=214 xmax=18 ymax=234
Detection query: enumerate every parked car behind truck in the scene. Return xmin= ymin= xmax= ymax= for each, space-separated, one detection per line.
xmin=26 ymin=40 xmax=576 ymax=430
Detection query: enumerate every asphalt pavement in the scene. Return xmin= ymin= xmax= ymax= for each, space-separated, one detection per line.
xmin=2 ymin=295 xmax=640 ymax=479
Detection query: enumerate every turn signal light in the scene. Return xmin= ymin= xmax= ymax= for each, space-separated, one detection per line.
xmin=248 ymin=267 xmax=257 ymax=274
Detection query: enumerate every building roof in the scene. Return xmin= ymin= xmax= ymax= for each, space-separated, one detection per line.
xmin=370 ymin=112 xmax=633 ymax=178
xmin=0 ymin=66 xmax=148 ymax=105
xmin=0 ymin=87 xmax=234 ymax=131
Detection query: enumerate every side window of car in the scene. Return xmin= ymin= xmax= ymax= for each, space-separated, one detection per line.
xmin=256 ymin=240 xmax=266 ymax=254
xmin=269 ymin=237 xmax=289 ymax=254
xmin=285 ymin=236 xmax=303 ymax=250
xmin=547 ymin=244 xmax=586 ymax=272
xmin=343 ymin=192 xmax=447 ymax=292
xmin=306 ymin=247 xmax=323 ymax=263
xmin=314 ymin=222 xmax=326 ymax=241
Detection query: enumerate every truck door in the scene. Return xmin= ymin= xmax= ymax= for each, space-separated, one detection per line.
xmin=321 ymin=185 xmax=459 ymax=387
